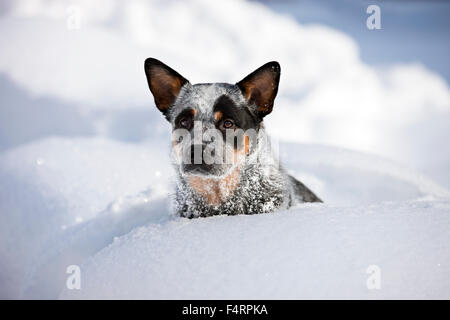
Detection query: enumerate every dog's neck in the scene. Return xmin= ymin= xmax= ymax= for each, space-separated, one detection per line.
xmin=174 ymin=162 xmax=291 ymax=218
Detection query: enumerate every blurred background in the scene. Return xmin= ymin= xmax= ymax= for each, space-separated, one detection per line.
xmin=0 ymin=0 xmax=449 ymax=187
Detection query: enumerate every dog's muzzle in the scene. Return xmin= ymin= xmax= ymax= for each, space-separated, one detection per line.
xmin=181 ymin=144 xmax=226 ymax=176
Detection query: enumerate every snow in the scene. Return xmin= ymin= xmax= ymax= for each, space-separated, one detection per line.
xmin=0 ymin=0 xmax=449 ymax=299
xmin=60 ymin=199 xmax=450 ymax=300
xmin=1 ymin=137 xmax=449 ymax=299
xmin=0 ymin=138 xmax=173 ymax=298
xmin=0 ymin=0 xmax=449 ymax=187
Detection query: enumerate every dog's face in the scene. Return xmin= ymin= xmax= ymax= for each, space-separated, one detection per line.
xmin=144 ymin=58 xmax=280 ymax=178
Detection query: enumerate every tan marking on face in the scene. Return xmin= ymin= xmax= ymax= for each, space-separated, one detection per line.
xmin=244 ymin=135 xmax=250 ymax=155
xmin=187 ymin=166 xmax=241 ymax=206
xmin=232 ymin=134 xmax=250 ymax=164
xmin=214 ymin=111 xmax=223 ymax=122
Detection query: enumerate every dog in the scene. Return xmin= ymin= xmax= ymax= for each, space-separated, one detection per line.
xmin=144 ymin=58 xmax=321 ymax=218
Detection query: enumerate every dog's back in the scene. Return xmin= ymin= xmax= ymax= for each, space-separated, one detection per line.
xmin=288 ymin=174 xmax=322 ymax=203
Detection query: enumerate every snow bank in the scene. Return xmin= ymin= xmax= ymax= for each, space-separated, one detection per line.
xmin=60 ymin=199 xmax=450 ymax=299
xmin=1 ymin=137 xmax=448 ymax=299
xmin=0 ymin=138 xmax=172 ymax=298
xmin=281 ymin=143 xmax=450 ymax=206
xmin=0 ymin=0 xmax=449 ymax=183
xmin=0 ymin=0 xmax=449 ymax=300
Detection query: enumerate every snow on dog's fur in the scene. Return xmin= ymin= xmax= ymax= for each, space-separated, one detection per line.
xmin=144 ymin=58 xmax=321 ymax=218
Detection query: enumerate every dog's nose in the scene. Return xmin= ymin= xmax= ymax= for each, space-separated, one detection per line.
xmin=183 ymin=143 xmax=217 ymax=175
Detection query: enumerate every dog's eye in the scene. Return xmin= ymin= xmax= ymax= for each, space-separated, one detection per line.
xmin=223 ymin=119 xmax=234 ymax=129
xmin=179 ymin=117 xmax=192 ymax=129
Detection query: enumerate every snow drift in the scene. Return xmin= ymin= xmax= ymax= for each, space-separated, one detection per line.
xmin=0 ymin=0 xmax=449 ymax=184
xmin=1 ymin=137 xmax=449 ymax=299
xmin=60 ymin=199 xmax=450 ymax=300
xmin=0 ymin=0 xmax=449 ymax=299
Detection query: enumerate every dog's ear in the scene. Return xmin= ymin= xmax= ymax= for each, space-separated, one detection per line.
xmin=144 ymin=58 xmax=189 ymax=118
xmin=236 ymin=61 xmax=280 ymax=118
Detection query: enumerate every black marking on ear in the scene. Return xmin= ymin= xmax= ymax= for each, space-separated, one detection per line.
xmin=144 ymin=58 xmax=189 ymax=120
xmin=236 ymin=61 xmax=280 ymax=119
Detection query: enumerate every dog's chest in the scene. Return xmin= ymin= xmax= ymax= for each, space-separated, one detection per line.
xmin=174 ymin=166 xmax=290 ymax=218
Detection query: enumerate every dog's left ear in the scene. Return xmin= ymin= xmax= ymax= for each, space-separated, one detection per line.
xmin=144 ymin=58 xmax=189 ymax=119
xmin=236 ymin=61 xmax=280 ymax=118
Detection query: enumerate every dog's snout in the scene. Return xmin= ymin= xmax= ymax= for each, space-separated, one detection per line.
xmin=182 ymin=143 xmax=217 ymax=175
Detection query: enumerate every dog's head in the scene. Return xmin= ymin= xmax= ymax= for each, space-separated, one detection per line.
xmin=144 ymin=58 xmax=280 ymax=178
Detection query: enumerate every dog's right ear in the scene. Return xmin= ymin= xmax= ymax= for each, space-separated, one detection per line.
xmin=144 ymin=58 xmax=189 ymax=119
xmin=236 ymin=61 xmax=280 ymax=119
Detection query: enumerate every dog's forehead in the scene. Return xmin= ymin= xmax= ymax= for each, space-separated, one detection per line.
xmin=172 ymin=83 xmax=243 ymax=120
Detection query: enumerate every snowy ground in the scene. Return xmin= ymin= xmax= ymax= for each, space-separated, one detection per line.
xmin=1 ymin=0 xmax=449 ymax=299
xmin=61 ymin=199 xmax=450 ymax=300
xmin=1 ymin=138 xmax=449 ymax=299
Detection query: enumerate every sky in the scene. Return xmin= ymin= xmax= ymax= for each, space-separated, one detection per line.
xmin=260 ymin=0 xmax=450 ymax=82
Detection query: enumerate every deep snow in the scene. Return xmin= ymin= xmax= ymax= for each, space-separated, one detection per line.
xmin=60 ymin=199 xmax=450 ymax=299
xmin=0 ymin=0 xmax=449 ymax=299
xmin=0 ymin=137 xmax=449 ymax=299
